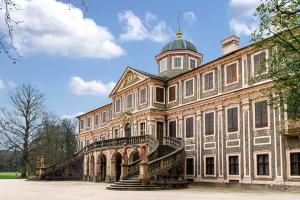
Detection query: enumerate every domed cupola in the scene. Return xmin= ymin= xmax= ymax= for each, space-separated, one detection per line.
xmin=155 ymin=31 xmax=203 ymax=79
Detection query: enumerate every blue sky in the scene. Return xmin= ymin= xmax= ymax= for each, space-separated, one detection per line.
xmin=0 ymin=0 xmax=259 ymax=118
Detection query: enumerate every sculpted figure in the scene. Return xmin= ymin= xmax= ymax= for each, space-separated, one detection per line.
xmin=139 ymin=139 xmax=148 ymax=163
xmin=40 ymin=156 xmax=45 ymax=168
xmin=122 ymin=143 xmax=129 ymax=165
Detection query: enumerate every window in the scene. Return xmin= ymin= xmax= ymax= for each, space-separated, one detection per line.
xmin=114 ymin=129 xmax=119 ymax=138
xmin=160 ymin=58 xmax=167 ymax=72
xmin=205 ymin=112 xmax=214 ymax=136
xmin=139 ymin=88 xmax=146 ymax=105
xmin=87 ymin=117 xmax=91 ymax=127
xmin=168 ymin=85 xmax=176 ymax=103
xmin=102 ymin=111 xmax=107 ymax=123
xmin=140 ymin=122 xmax=146 ymax=135
xmin=184 ymin=79 xmax=194 ymax=98
xmin=257 ymin=154 xmax=269 ymax=176
xmin=290 ymin=152 xmax=300 ymax=176
xmin=204 ymin=71 xmax=214 ymax=91
xmin=155 ymin=87 xmax=165 ymax=103
xmin=253 ymin=51 xmax=267 ymax=75
xmin=206 ymin=157 xmax=215 ymax=175
xmin=226 ymin=62 xmax=238 ymax=84
xmin=169 ymin=121 xmax=176 ymax=138
xmin=94 ymin=115 xmax=99 ymax=126
xmin=228 ymin=155 xmax=239 ymax=175
xmin=173 ymin=57 xmax=182 ymax=69
xmin=255 ymin=100 xmax=268 ymax=128
xmin=80 ymin=120 xmax=84 ymax=129
xmin=126 ymin=94 xmax=133 ymax=109
xmin=189 ymin=58 xmax=196 ymax=69
xmin=185 ymin=117 xmax=194 ymax=138
xmin=115 ymin=99 xmax=121 ymax=113
xmin=186 ymin=158 xmax=194 ymax=175
xmin=227 ymin=107 xmax=238 ymax=133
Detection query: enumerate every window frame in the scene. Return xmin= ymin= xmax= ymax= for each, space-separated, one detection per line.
xmin=114 ymin=128 xmax=119 ymax=139
xmin=115 ymin=98 xmax=121 ymax=114
xmin=204 ymin=155 xmax=216 ymax=177
xmin=159 ymin=58 xmax=168 ymax=73
xmin=154 ymin=85 xmax=165 ymax=104
xmin=139 ymin=87 xmax=147 ymax=106
xmin=168 ymin=120 xmax=177 ymax=138
xmin=87 ymin=116 xmax=92 ymax=128
xmin=202 ymin=70 xmax=215 ymax=92
xmin=183 ymin=77 xmax=195 ymax=99
xmin=185 ymin=115 xmax=195 ymax=139
xmin=94 ymin=114 xmax=99 ymax=126
xmin=185 ymin=157 xmax=195 ymax=176
xmin=286 ymin=149 xmax=300 ymax=179
xmin=80 ymin=119 xmax=85 ymax=130
xmin=139 ymin=121 xmax=146 ymax=136
xmin=101 ymin=111 xmax=107 ymax=124
xmin=224 ymin=60 xmax=239 ymax=86
xmin=252 ymin=99 xmax=270 ymax=131
xmin=204 ymin=111 xmax=215 ymax=137
xmin=251 ymin=50 xmax=269 ymax=77
xmin=227 ymin=154 xmax=241 ymax=178
xmin=225 ymin=105 xmax=240 ymax=135
xmin=188 ymin=57 xmax=197 ymax=70
xmin=167 ymin=84 xmax=177 ymax=103
xmin=254 ymin=151 xmax=272 ymax=179
xmin=172 ymin=56 xmax=184 ymax=69
xmin=126 ymin=93 xmax=133 ymax=109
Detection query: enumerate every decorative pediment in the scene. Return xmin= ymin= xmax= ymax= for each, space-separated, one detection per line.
xmin=110 ymin=67 xmax=149 ymax=97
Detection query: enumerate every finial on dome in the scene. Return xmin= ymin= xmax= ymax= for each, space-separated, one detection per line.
xmin=177 ymin=31 xmax=182 ymax=40
xmin=177 ymin=12 xmax=182 ymax=40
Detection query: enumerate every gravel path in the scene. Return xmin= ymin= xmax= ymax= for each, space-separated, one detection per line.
xmin=1 ymin=179 xmax=300 ymax=200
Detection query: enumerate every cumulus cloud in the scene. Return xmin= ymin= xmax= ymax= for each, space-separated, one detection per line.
xmin=228 ymin=0 xmax=260 ymax=36
xmin=69 ymin=76 xmax=116 ymax=96
xmin=0 ymin=0 xmax=124 ymax=59
xmin=119 ymin=10 xmax=172 ymax=43
xmin=183 ymin=11 xmax=197 ymax=26
xmin=0 ymin=79 xmax=4 ymax=91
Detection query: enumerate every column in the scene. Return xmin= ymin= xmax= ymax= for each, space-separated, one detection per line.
xmin=216 ymin=105 xmax=224 ymax=179
xmin=196 ymin=111 xmax=202 ymax=180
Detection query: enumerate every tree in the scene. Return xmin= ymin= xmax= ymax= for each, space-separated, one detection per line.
xmin=252 ymin=0 xmax=300 ymax=118
xmin=0 ymin=84 xmax=47 ymax=177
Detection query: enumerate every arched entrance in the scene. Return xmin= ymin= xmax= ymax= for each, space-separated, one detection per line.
xmin=112 ymin=152 xmax=122 ymax=182
xmin=96 ymin=154 xmax=107 ymax=182
xmin=125 ymin=123 xmax=131 ymax=138
xmin=89 ymin=155 xmax=95 ymax=181
xmin=129 ymin=150 xmax=139 ymax=163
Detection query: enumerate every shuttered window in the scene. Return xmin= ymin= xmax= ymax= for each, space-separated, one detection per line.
xmin=205 ymin=112 xmax=214 ymax=135
xmin=206 ymin=157 xmax=215 ymax=175
xmin=204 ymin=72 xmax=214 ymax=91
xmin=186 ymin=158 xmax=194 ymax=175
xmin=168 ymin=86 xmax=176 ymax=102
xmin=229 ymin=156 xmax=239 ymax=175
xmin=227 ymin=107 xmax=238 ymax=132
xmin=155 ymin=87 xmax=164 ymax=103
xmin=185 ymin=117 xmax=194 ymax=138
xmin=169 ymin=121 xmax=176 ymax=138
xmin=139 ymin=88 xmax=146 ymax=105
xmin=185 ymin=79 xmax=194 ymax=97
xmin=257 ymin=154 xmax=269 ymax=176
xmin=226 ymin=63 xmax=237 ymax=84
xmin=253 ymin=52 xmax=267 ymax=75
xmin=290 ymin=152 xmax=300 ymax=176
xmin=255 ymin=100 xmax=268 ymax=128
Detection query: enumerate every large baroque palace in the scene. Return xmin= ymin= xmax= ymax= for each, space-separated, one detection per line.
xmin=38 ymin=31 xmax=300 ymax=189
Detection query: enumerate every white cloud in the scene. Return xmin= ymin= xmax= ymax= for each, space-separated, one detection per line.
xmin=183 ymin=12 xmax=197 ymax=26
xmin=0 ymin=79 xmax=4 ymax=91
xmin=0 ymin=0 xmax=124 ymax=59
xmin=228 ymin=0 xmax=260 ymax=36
xmin=62 ymin=112 xmax=85 ymax=120
xmin=119 ymin=10 xmax=172 ymax=43
xmin=69 ymin=76 xmax=116 ymax=96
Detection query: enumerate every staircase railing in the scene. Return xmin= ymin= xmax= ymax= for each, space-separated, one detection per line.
xmin=148 ymin=137 xmax=185 ymax=177
xmin=127 ymin=135 xmax=159 ymax=177
xmin=41 ymin=135 xmax=152 ymax=178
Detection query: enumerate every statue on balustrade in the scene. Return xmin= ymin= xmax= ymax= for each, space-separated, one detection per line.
xmin=139 ymin=139 xmax=148 ymax=163
xmin=122 ymin=143 xmax=129 ymax=165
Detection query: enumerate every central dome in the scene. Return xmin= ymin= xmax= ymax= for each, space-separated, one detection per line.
xmin=161 ymin=32 xmax=197 ymax=53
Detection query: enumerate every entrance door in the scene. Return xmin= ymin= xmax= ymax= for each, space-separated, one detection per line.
xmin=100 ymin=155 xmax=106 ymax=182
xmin=156 ymin=121 xmax=164 ymax=144
xmin=115 ymin=153 xmax=122 ymax=182
xmin=125 ymin=123 xmax=131 ymax=138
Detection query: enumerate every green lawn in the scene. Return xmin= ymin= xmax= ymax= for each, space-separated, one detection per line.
xmin=0 ymin=172 xmax=22 ymax=179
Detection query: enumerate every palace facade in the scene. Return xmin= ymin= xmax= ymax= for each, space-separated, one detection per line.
xmin=75 ymin=32 xmax=300 ymax=187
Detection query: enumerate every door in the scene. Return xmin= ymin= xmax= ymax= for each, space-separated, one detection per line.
xmin=156 ymin=121 xmax=164 ymax=144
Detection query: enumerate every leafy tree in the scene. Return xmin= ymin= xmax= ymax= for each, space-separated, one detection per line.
xmin=252 ymin=0 xmax=300 ymax=119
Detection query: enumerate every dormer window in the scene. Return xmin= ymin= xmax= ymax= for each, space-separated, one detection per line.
xmin=189 ymin=57 xmax=197 ymax=69
xmin=160 ymin=58 xmax=167 ymax=73
xmin=172 ymin=56 xmax=183 ymax=69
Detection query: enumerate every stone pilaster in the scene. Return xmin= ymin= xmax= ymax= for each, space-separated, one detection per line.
xmin=216 ymin=105 xmax=224 ymax=179
xmin=196 ymin=111 xmax=202 ymax=179
xmin=178 ymin=115 xmax=183 ymax=138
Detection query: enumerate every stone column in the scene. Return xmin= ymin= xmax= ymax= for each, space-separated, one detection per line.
xmin=216 ymin=105 xmax=224 ymax=179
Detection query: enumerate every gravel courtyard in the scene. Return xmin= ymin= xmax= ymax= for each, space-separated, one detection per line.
xmin=1 ymin=180 xmax=300 ymax=200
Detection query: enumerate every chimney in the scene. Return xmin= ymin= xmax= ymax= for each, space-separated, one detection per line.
xmin=221 ymin=35 xmax=240 ymax=55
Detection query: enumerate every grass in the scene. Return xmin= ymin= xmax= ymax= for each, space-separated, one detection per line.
xmin=0 ymin=172 xmax=22 ymax=179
